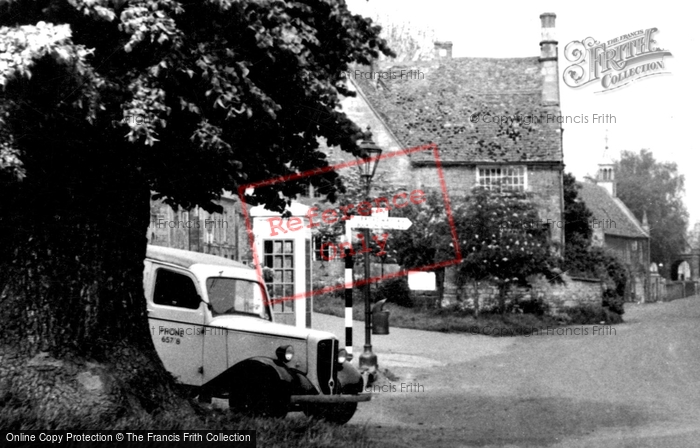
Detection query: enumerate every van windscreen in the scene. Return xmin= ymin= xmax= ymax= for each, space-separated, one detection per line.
xmin=206 ymin=278 xmax=270 ymax=320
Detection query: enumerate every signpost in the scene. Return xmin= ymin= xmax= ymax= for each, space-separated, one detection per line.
xmin=343 ymin=212 xmax=412 ymax=367
xmin=347 ymin=215 xmax=412 ymax=230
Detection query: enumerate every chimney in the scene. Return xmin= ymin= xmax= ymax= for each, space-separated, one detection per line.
xmin=434 ymin=41 xmax=453 ymax=60
xmin=539 ymin=13 xmax=559 ymax=105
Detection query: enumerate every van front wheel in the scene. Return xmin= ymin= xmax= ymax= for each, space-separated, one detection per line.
xmin=228 ymin=369 xmax=288 ymax=418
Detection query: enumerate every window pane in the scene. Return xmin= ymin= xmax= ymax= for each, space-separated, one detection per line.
xmin=284 ymin=241 xmax=293 ymax=253
xmin=154 ymin=269 xmax=200 ymax=309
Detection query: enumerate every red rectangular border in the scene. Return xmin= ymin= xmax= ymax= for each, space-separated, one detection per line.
xmin=238 ymin=143 xmax=462 ymax=306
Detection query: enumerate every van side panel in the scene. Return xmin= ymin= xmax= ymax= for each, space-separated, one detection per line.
xmin=146 ymin=263 xmax=205 ymax=387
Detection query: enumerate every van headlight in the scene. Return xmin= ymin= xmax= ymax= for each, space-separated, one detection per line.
xmin=337 ymin=348 xmax=347 ymax=364
xmin=276 ymin=345 xmax=294 ymax=362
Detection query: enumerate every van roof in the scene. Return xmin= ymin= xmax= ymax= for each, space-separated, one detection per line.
xmin=146 ymin=245 xmax=252 ymax=270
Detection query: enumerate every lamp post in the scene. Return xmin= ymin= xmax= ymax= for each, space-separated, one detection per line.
xmin=355 ymin=126 xmax=382 ymax=374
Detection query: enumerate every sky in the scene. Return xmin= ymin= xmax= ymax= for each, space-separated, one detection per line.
xmin=346 ymin=0 xmax=699 ymax=230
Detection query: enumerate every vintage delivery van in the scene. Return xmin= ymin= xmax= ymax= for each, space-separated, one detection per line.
xmin=144 ymin=245 xmax=369 ymax=424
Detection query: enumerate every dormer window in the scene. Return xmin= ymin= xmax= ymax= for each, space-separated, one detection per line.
xmin=477 ymin=166 xmax=527 ymax=191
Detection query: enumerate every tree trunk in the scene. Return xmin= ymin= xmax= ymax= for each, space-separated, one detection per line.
xmin=0 ymin=138 xmax=191 ymax=427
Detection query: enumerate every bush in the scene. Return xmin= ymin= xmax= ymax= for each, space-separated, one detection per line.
xmin=374 ymin=276 xmax=413 ymax=308
xmin=564 ymin=246 xmax=627 ymax=315
xmin=564 ymin=304 xmax=623 ymax=325
xmin=602 ymin=288 xmax=625 ymax=315
xmin=511 ymin=296 xmax=551 ymax=316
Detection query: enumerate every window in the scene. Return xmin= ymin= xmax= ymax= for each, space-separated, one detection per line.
xmin=300 ymin=182 xmax=311 ymax=198
xmin=478 ymin=166 xmax=526 ymax=191
xmin=206 ymin=277 xmax=270 ymax=320
xmin=263 ymin=240 xmax=295 ymax=313
xmin=631 ymin=241 xmax=638 ymax=251
xmin=154 ymin=269 xmax=200 ymax=309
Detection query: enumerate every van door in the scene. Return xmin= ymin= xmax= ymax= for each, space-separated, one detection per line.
xmin=146 ymin=265 xmax=205 ymax=386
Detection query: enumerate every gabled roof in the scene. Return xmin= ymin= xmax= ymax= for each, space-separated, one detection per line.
xmin=353 ymin=57 xmax=563 ymax=164
xmin=577 ymin=182 xmax=649 ymax=239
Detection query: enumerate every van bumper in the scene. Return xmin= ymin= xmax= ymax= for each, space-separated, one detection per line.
xmin=289 ymin=393 xmax=372 ymax=404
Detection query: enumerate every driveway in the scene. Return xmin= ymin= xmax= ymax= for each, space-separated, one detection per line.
xmin=312 ymin=297 xmax=700 ymax=447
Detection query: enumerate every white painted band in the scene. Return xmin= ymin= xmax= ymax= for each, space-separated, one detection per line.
xmin=345 ymin=307 xmax=352 ymax=327
xmin=345 ymin=268 xmax=352 ymax=286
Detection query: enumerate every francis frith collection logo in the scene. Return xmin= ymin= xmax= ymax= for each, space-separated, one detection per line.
xmin=563 ymin=27 xmax=672 ymax=92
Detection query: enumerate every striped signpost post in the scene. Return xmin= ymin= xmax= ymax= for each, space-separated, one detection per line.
xmin=344 ymin=247 xmax=353 ymax=360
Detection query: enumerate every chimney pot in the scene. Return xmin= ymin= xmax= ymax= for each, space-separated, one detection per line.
xmin=540 ymin=12 xmax=556 ymax=29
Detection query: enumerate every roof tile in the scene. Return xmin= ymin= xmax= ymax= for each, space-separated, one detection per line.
xmin=353 ymin=57 xmax=563 ymax=163
xmin=578 ymin=182 xmax=649 ymax=239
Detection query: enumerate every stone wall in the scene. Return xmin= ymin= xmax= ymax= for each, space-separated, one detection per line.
xmin=453 ymin=274 xmax=603 ymax=315
xmin=312 ymin=259 xmax=402 ymax=292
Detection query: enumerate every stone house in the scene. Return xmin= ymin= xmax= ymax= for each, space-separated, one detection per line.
xmin=314 ymin=13 xmax=565 ymax=246
xmin=578 ymin=162 xmax=651 ymax=301
xmin=147 ymin=192 xmax=250 ymax=262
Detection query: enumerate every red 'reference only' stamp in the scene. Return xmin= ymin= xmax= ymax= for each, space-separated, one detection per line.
xmin=238 ymin=144 xmax=462 ymax=307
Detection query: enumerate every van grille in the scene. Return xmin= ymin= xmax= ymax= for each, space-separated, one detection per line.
xmin=317 ymin=339 xmax=338 ymax=394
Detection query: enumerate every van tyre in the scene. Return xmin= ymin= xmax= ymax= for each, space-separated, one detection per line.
xmin=304 ymin=402 xmax=357 ymax=425
xmin=228 ymin=368 xmax=289 ymax=418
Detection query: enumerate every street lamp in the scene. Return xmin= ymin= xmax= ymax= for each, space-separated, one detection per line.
xmin=355 ymin=126 xmax=382 ymax=374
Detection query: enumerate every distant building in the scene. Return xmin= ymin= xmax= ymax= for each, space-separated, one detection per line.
xmin=579 ymin=161 xmax=650 ymax=301
xmin=147 ymin=192 xmax=249 ymax=262
xmin=673 ymin=222 xmax=700 ymax=281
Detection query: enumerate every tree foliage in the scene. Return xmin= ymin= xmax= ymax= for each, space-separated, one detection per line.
xmin=372 ymin=15 xmax=437 ymax=63
xmin=1 ymin=0 xmax=392 ymax=212
xmin=563 ymin=172 xmax=593 ymax=251
xmin=614 ymin=149 xmax=688 ymax=276
xmin=455 ymin=187 xmax=561 ymax=313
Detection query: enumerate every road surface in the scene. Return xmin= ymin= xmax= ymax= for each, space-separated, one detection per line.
xmin=313 ymin=296 xmax=700 ymax=447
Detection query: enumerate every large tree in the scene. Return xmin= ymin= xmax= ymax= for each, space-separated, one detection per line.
xmin=614 ymin=149 xmax=688 ymax=277
xmin=0 ymin=0 xmax=390 ymax=425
